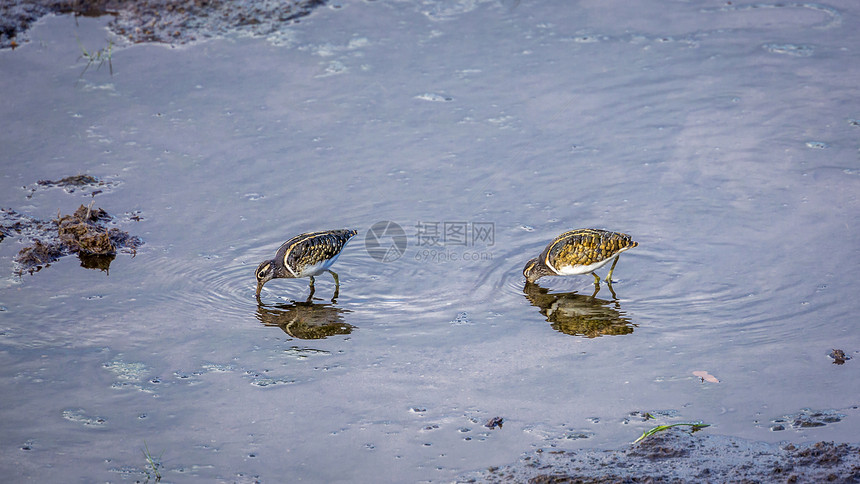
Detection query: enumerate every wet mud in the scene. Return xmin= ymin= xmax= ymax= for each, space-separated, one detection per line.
xmin=1 ymin=0 xmax=325 ymax=49
xmin=464 ymin=427 xmax=860 ymax=483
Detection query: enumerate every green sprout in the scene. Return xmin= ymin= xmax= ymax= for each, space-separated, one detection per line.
xmin=77 ymin=37 xmax=113 ymax=77
xmin=142 ymin=441 xmax=162 ymax=482
xmin=633 ymin=422 xmax=710 ymax=444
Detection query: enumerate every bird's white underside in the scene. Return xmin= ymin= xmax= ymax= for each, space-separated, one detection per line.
xmin=546 ymin=246 xmax=631 ymax=275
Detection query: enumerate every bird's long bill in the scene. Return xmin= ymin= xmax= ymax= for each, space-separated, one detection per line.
xmin=255 ymin=281 xmax=264 ymax=297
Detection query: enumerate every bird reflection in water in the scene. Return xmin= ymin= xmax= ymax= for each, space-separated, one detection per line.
xmin=256 ymin=296 xmax=353 ymax=340
xmin=523 ymin=282 xmax=636 ymax=338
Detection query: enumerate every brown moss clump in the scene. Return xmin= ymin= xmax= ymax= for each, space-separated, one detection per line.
xmin=58 ymin=204 xmax=116 ymax=255
xmin=7 ymin=204 xmax=142 ymax=273
xmin=15 ymin=240 xmax=65 ymax=270
xmin=37 ymin=175 xmax=100 ymax=187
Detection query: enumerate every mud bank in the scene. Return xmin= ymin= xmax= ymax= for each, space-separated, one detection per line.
xmin=462 ymin=428 xmax=860 ymax=483
xmin=0 ymin=0 xmax=325 ymax=49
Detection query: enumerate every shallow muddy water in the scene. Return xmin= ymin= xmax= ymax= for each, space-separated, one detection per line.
xmin=1 ymin=1 xmax=859 ymax=482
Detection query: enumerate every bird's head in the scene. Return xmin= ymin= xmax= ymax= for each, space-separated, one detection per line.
xmin=255 ymin=259 xmax=275 ymax=296
xmin=523 ymin=257 xmax=545 ymax=284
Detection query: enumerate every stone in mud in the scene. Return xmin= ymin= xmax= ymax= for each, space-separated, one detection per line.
xmin=485 ymin=417 xmax=504 ymax=429
xmin=830 ymin=349 xmax=850 ymax=365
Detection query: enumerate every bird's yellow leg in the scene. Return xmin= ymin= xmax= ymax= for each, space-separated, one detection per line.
xmin=606 ymin=280 xmax=617 ymax=300
xmin=329 ymin=270 xmax=340 ymax=302
xmin=605 ymin=255 xmax=620 ymax=282
xmin=591 ymin=272 xmax=601 ymax=286
xmin=308 ymin=275 xmax=316 ymax=299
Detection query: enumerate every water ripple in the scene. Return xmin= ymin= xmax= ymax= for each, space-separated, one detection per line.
xmin=701 ymin=2 xmax=842 ymax=30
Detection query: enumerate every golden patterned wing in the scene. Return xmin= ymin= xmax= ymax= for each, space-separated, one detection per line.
xmin=278 ymin=229 xmax=358 ymax=276
xmin=543 ymin=229 xmax=637 ymax=270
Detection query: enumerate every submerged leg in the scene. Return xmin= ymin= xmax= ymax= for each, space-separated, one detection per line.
xmin=605 ymin=255 xmax=620 ymax=282
xmin=329 ymin=270 xmax=340 ymax=302
xmin=606 ymin=279 xmax=618 ymax=300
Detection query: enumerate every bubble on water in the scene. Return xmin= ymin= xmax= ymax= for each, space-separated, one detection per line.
xmin=421 ymin=0 xmax=485 ymax=20
xmin=415 ymin=93 xmax=453 ymax=102
xmin=201 ymin=363 xmax=234 ymax=373
xmin=250 ymin=376 xmax=296 ymax=387
xmin=317 ymin=60 xmax=347 ymax=77
xmin=763 ymin=43 xmax=814 ymax=57
xmin=522 ymin=423 xmax=593 ymax=441
xmin=174 ymin=369 xmax=205 ymax=384
xmin=104 ymin=360 xmax=149 ymax=381
xmin=805 ymin=141 xmax=828 ymax=149
xmin=450 ymin=311 xmax=471 ymax=325
xmin=62 ymin=408 xmax=107 ymax=426
xmin=487 ymin=115 xmax=515 ymax=126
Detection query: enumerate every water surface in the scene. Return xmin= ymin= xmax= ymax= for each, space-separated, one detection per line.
xmin=1 ymin=1 xmax=859 ymax=482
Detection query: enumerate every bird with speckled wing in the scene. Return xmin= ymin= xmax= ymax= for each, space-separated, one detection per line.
xmin=523 ymin=229 xmax=637 ymax=293
xmin=255 ymin=229 xmax=358 ymax=300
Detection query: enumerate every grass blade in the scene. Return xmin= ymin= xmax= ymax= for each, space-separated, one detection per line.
xmin=633 ymin=422 xmax=710 ymax=444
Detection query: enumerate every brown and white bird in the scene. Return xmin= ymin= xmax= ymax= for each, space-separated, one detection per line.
xmin=523 ymin=229 xmax=637 ymax=287
xmin=255 ymin=229 xmax=357 ymax=298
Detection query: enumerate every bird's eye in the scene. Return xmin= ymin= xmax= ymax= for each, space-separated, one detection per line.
xmin=257 ymin=263 xmax=271 ymax=278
